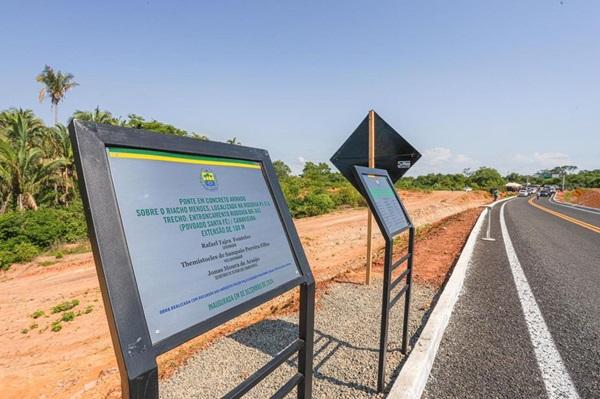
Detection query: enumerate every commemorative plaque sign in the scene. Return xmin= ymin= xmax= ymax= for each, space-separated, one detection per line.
xmin=356 ymin=170 xmax=410 ymax=236
xmin=353 ymin=166 xmax=414 ymax=393
xmin=70 ymin=121 xmax=315 ymax=399
xmin=107 ymin=147 xmax=302 ymax=344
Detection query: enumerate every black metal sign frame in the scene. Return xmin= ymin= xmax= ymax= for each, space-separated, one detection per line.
xmin=69 ymin=120 xmax=315 ymax=399
xmin=352 ymin=165 xmax=414 ymax=393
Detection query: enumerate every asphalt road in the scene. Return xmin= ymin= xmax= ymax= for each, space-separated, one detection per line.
xmin=424 ymin=196 xmax=600 ymax=399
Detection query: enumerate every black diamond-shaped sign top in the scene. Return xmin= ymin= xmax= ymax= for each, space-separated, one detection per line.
xmin=330 ymin=111 xmax=421 ymax=192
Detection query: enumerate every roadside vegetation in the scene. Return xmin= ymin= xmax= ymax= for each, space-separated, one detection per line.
xmin=21 ymin=297 xmax=93 ymax=335
xmin=2 ymin=66 xmax=600 ymax=270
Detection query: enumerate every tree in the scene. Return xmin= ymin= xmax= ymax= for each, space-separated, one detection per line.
xmin=36 ymin=66 xmax=78 ymax=125
xmin=0 ymin=109 xmax=66 ymax=210
xmin=72 ymin=107 xmax=120 ymax=125
xmin=124 ymin=114 xmax=208 ymax=140
xmin=43 ymin=124 xmax=76 ymax=206
xmin=302 ymin=162 xmax=332 ymax=180
xmin=273 ymin=160 xmax=292 ymax=181
xmin=468 ymin=167 xmax=505 ymax=189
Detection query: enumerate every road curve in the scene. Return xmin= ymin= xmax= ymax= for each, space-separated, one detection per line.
xmin=424 ymin=197 xmax=600 ymax=398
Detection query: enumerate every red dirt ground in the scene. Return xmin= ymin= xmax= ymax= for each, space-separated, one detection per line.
xmin=0 ymin=190 xmax=489 ymax=398
xmin=557 ymin=188 xmax=600 ymax=209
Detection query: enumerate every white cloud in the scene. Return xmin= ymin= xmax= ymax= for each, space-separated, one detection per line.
xmin=289 ymin=156 xmax=308 ymax=175
xmin=532 ymin=151 xmax=570 ymax=167
xmin=455 ymin=153 xmax=474 ymax=164
xmin=423 ymin=147 xmax=452 ymax=165
xmin=408 ymin=147 xmax=479 ymax=175
xmin=509 ymin=151 xmax=571 ymax=173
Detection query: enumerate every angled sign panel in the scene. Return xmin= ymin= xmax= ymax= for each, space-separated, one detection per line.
xmin=330 ymin=111 xmax=421 ymax=191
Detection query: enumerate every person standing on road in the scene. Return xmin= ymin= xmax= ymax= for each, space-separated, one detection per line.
xmin=492 ymin=188 xmax=499 ymax=202
xmin=536 ymin=190 xmax=540 ymax=200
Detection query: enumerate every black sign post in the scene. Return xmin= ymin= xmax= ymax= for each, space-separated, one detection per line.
xmin=70 ymin=120 xmax=315 ymax=399
xmin=353 ymin=166 xmax=414 ymax=393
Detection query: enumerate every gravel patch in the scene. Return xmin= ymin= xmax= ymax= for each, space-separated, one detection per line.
xmin=160 ymin=279 xmax=437 ymax=398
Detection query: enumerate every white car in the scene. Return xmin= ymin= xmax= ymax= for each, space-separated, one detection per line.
xmin=518 ymin=189 xmax=529 ymax=197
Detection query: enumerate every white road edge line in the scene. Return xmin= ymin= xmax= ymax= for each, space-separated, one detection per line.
xmin=499 ymin=202 xmax=580 ymax=399
xmin=387 ymin=197 xmax=513 ymax=399
xmin=549 ymin=194 xmax=600 ymax=215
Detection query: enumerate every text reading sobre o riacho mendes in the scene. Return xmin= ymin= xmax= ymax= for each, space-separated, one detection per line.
xmin=106 ymin=146 xmax=300 ymax=344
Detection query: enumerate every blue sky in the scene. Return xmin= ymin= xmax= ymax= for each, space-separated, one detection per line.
xmin=2 ymin=1 xmax=599 ymax=175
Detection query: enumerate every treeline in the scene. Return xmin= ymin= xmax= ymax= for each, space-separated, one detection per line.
xmin=505 ymin=167 xmax=600 ymax=189
xmin=2 ymin=107 xmax=600 ymax=269
xmin=396 ymin=167 xmax=505 ymax=191
xmin=396 ymin=166 xmax=600 ymax=191
xmin=274 ymin=161 xmax=365 ymax=218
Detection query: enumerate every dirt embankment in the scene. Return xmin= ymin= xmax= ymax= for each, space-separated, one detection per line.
xmin=557 ymin=188 xmax=600 ymax=209
xmin=0 ymin=190 xmax=490 ymax=399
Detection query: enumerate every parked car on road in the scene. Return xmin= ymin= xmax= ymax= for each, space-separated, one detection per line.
xmin=518 ymin=189 xmax=529 ymax=197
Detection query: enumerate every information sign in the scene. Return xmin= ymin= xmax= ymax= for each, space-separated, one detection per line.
xmin=107 ymin=147 xmax=301 ymax=344
xmin=357 ymin=171 xmax=409 ymax=236
xmin=352 ymin=165 xmax=414 ymax=392
xmin=70 ymin=121 xmax=315 ymax=399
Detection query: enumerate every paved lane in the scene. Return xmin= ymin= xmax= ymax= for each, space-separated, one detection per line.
xmin=424 ymin=197 xmax=600 ymax=398
xmin=543 ymin=196 xmax=600 ymax=227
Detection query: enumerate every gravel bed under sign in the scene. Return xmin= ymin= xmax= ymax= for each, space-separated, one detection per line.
xmin=160 ymin=279 xmax=436 ymax=399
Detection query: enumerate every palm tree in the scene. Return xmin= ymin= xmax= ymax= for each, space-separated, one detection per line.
xmin=42 ymin=124 xmax=76 ymax=206
xmin=36 ymin=65 xmax=78 ymax=125
xmin=0 ymin=109 xmax=66 ymax=210
xmin=72 ymin=107 xmax=120 ymax=125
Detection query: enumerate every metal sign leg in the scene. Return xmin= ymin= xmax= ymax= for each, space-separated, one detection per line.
xmin=127 ymin=366 xmax=159 ymax=399
xmin=377 ymin=242 xmax=393 ymax=393
xmin=402 ymin=227 xmax=414 ymax=354
xmin=298 ymin=282 xmax=315 ymax=399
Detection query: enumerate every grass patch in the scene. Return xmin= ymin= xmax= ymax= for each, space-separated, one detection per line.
xmin=31 ymin=309 xmax=45 ymax=319
xmin=39 ymin=260 xmax=57 ymax=267
xmin=51 ymin=321 xmax=62 ymax=332
xmin=48 ymin=241 xmax=91 ymax=258
xmin=51 ymin=299 xmax=80 ymax=314
xmin=61 ymin=311 xmax=76 ymax=322
xmin=84 ymin=305 xmax=94 ymax=314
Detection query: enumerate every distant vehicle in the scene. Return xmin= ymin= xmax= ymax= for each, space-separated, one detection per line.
xmin=463 ymin=186 xmax=472 ymax=192
xmin=518 ymin=189 xmax=529 ymax=197
xmin=539 ymin=188 xmax=551 ymax=197
xmin=527 ymin=186 xmax=537 ymax=194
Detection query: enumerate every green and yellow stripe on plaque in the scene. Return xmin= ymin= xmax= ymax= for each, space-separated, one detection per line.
xmin=107 ymin=147 xmax=261 ymax=170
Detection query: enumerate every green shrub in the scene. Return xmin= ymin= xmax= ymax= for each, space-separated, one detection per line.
xmin=0 ymin=203 xmax=87 ymax=270
xmin=51 ymin=299 xmax=80 ymax=314
xmin=61 ymin=311 xmax=75 ymax=322
xmin=11 ymin=242 xmax=40 ymax=263
xmin=31 ymin=310 xmax=45 ymax=319
xmin=294 ymin=193 xmax=336 ymax=217
xmin=330 ymin=184 xmax=365 ymax=208
xmin=51 ymin=321 xmax=62 ymax=332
